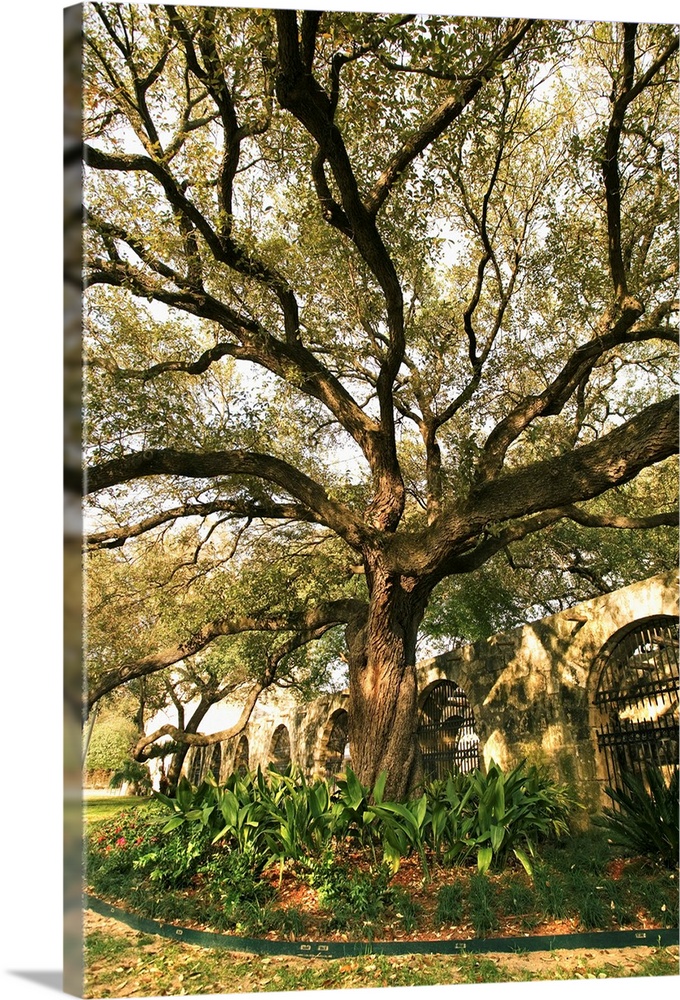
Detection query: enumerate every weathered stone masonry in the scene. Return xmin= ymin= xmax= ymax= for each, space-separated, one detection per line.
xmin=418 ymin=570 xmax=678 ymax=813
xmin=174 ymin=571 xmax=678 ymax=815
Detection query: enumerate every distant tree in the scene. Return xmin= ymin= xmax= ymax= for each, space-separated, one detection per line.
xmin=81 ymin=7 xmax=678 ymax=798
xmin=85 ymin=712 xmax=139 ymax=775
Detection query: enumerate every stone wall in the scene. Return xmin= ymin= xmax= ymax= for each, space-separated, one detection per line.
xmin=417 ymin=569 xmax=678 ymax=815
xmin=227 ymin=689 xmax=350 ymax=778
xmin=172 ymin=570 xmax=677 ymax=816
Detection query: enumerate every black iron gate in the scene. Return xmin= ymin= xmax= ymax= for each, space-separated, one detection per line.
xmin=187 ymin=746 xmax=205 ymax=785
xmin=205 ymin=742 xmax=222 ymax=782
xmin=187 ymin=742 xmax=222 ymax=784
xmin=593 ymin=615 xmax=679 ymax=792
xmin=418 ymin=680 xmax=481 ymax=780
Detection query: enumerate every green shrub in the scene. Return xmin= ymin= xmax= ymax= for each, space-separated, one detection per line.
xmin=594 ymin=765 xmax=679 ymax=867
xmin=424 ymin=759 xmax=578 ymax=874
xmin=389 ymin=886 xmax=422 ymax=932
xmin=148 ymin=761 xmax=577 ymax=881
xmin=86 ymin=806 xmax=165 ymax=898
xmin=260 ymin=768 xmax=335 ymax=863
xmin=307 ymin=851 xmax=392 ymax=928
xmin=233 ymin=900 xmax=280 ymax=935
xmin=533 ymin=862 xmax=569 ymax=919
xmin=132 ymin=823 xmax=213 ymax=888
xmin=499 ymin=875 xmax=536 ymax=916
xmin=85 ymin=715 xmax=139 ymax=773
xmin=575 ymin=888 xmax=610 ymax=930
xmin=268 ymin=907 xmax=307 ymax=939
xmin=154 ymin=766 xmax=336 ymax=866
xmin=636 ymin=873 xmax=679 ymax=928
xmin=468 ymin=872 xmax=498 ymax=935
xmin=198 ymin=848 xmax=271 ymax=906
xmin=110 ymin=760 xmax=152 ymax=795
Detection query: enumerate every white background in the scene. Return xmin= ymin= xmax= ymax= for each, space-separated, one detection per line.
xmin=0 ymin=2 xmax=676 ymax=999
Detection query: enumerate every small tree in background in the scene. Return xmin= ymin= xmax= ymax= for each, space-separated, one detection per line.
xmin=85 ymin=713 xmax=139 ymax=784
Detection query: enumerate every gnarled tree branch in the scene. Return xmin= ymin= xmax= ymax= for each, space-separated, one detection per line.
xmin=89 ymin=597 xmax=367 ymax=709
xmin=86 ymin=447 xmax=369 ymax=549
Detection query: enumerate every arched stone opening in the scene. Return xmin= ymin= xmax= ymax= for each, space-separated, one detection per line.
xmin=269 ymin=724 xmax=291 ymax=773
xmin=591 ymin=615 xmax=678 ymax=794
xmin=418 ymin=679 xmax=481 ymax=780
xmin=318 ymin=708 xmax=351 ymax=781
xmin=233 ymin=734 xmax=249 ymax=776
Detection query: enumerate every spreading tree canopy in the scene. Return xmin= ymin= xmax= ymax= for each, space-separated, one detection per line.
xmin=80 ymin=5 xmax=678 ymax=798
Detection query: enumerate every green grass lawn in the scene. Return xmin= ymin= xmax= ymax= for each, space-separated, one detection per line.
xmin=84 ymin=795 xmax=152 ymax=825
xmin=83 ymin=919 xmax=679 ymax=997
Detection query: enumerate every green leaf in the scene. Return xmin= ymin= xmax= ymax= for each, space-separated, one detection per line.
xmin=513 ymin=846 xmax=534 ymax=875
xmin=345 ymin=767 xmax=366 ymax=810
xmin=413 ymin=793 xmax=428 ymax=829
xmin=161 ymin=815 xmax=186 ymax=833
xmin=489 ymin=822 xmax=505 ymax=852
xmin=477 ymin=846 xmax=493 ymax=874
xmin=372 ymin=770 xmax=387 ymax=804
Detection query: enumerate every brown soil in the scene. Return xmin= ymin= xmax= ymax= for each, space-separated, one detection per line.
xmin=112 ymin=851 xmax=670 ymax=946
xmin=255 ymin=854 xmax=656 ymax=944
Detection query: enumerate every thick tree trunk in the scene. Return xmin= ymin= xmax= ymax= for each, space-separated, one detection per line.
xmin=346 ymin=562 xmax=430 ymax=801
xmin=164 ymin=696 xmax=214 ymax=794
xmin=166 ymin=745 xmax=191 ymax=794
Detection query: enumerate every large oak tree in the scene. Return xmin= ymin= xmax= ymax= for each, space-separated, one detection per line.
xmin=80 ymin=6 xmax=678 ymax=798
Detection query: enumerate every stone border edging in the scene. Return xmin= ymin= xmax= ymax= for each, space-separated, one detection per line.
xmin=85 ymin=894 xmax=679 ymax=959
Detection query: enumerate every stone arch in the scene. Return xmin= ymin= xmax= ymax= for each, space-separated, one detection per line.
xmin=317 ymin=708 xmax=351 ymax=780
xmin=233 ymin=734 xmax=249 ymax=776
xmin=591 ymin=614 xmax=678 ymax=794
xmin=418 ymin=679 xmax=481 ymax=779
xmin=269 ymin=724 xmax=291 ymax=773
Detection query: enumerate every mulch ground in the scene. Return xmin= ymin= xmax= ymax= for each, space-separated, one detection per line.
xmin=261 ymin=854 xmax=651 ymax=943
xmin=114 ymin=851 xmax=671 ymax=946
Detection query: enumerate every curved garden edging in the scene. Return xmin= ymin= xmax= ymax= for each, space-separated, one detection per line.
xmin=85 ymin=894 xmax=679 ymax=959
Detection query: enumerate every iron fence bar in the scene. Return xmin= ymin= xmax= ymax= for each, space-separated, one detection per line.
xmin=593 ymin=617 xmax=679 ymax=797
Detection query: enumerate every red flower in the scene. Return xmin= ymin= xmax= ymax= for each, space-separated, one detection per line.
xmin=115 ymin=837 xmax=126 ymax=847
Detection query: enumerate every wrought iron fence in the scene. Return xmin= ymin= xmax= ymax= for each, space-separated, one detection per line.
xmin=593 ymin=615 xmax=679 ymax=793
xmin=418 ymin=680 xmax=481 ymax=781
xmin=187 ymin=745 xmax=205 ymax=785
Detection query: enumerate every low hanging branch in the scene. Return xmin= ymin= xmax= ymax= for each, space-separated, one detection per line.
xmin=560 ymin=506 xmax=679 ymax=530
xmin=86 ymin=447 xmax=368 ymax=548
xmin=86 ymin=498 xmax=317 ymax=550
xmin=134 ymin=676 xmax=268 ymax=760
xmin=88 ymin=598 xmax=367 ymax=709
xmin=133 ymin=618 xmax=339 ymax=760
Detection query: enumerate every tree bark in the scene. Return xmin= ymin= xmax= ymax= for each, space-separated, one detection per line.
xmin=345 ymin=559 xmax=430 ymax=800
xmin=164 ymin=696 xmax=214 ymax=794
